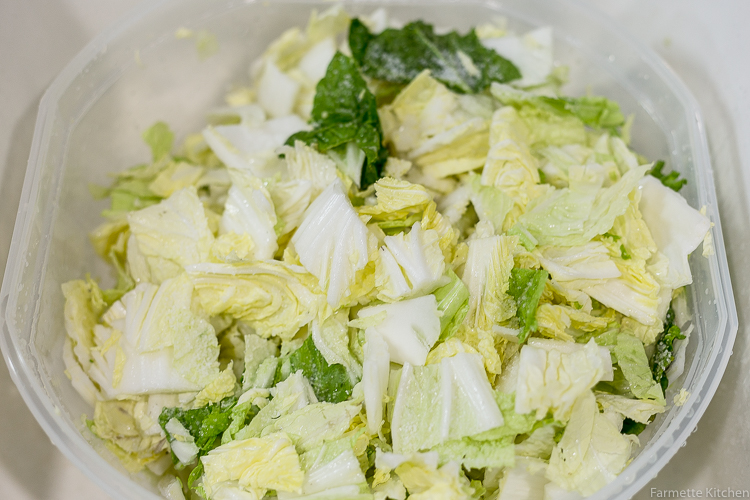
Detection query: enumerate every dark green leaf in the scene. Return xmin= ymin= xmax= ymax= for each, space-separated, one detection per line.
xmin=621 ymin=418 xmax=647 ymax=436
xmin=288 ymin=335 xmax=353 ymax=403
xmin=433 ymin=270 xmax=470 ymax=341
xmin=648 ymin=160 xmax=687 ymax=192
xmin=349 ymin=20 xmax=520 ymax=94
xmin=159 ymin=396 xmax=239 ymax=466
xmin=651 ymin=305 xmax=686 ymax=392
xmin=348 ymin=19 xmax=374 ymax=67
xmin=508 ymin=268 xmax=548 ymax=343
xmin=286 ymin=52 xmax=387 ymax=188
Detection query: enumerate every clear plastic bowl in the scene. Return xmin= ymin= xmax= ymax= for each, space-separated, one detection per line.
xmin=0 ymin=0 xmax=737 ymax=499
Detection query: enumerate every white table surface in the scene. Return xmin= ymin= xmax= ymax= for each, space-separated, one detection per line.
xmin=1 ymin=1 xmax=749 ymax=498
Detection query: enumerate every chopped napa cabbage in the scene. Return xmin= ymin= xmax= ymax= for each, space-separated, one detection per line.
xmin=253 ymin=6 xmax=350 ymax=120
xmin=358 ymin=177 xmax=433 ymax=223
xmin=491 ymin=84 xmax=625 ymax=138
xmin=258 ymin=400 xmax=361 ymax=454
xmin=638 ymin=175 xmax=711 ymax=288
xmin=582 ymin=257 xmax=662 ymax=327
xmin=534 ymin=303 xmax=609 ymax=342
xmin=61 ymin=277 xmax=106 ymax=406
xmin=515 ymin=338 xmax=612 ymax=421
xmin=433 ymin=270 xmax=470 ymax=341
xmin=494 ymin=457 xmax=549 ymax=500
xmin=425 ymin=338 xmax=479 ymax=365
xmin=391 ymin=352 xmax=504 ymax=453
xmin=620 ymin=316 xmax=663 ymax=346
xmin=508 ymin=267 xmax=549 ymax=343
xmin=356 ymin=295 xmax=441 ymax=366
xmin=379 ymin=71 xmax=491 ymax=178
xmin=127 ymin=188 xmax=215 ymax=284
xmin=596 ymin=393 xmax=665 ymax=424
xmin=89 ymin=399 xmax=169 ymax=472
xmin=158 ymin=476 xmax=186 ymax=500
xmin=216 ymin=323 xmax=246 ymax=380
xmin=220 ymin=170 xmax=278 ymax=260
xmin=63 ymin=337 xmax=99 ymax=407
xmin=203 ymin=113 xmax=309 ymax=177
xmin=375 ymin=450 xmax=475 ymax=500
xmin=575 ymin=189 xmax=665 ymax=326
xmin=85 ymin=275 xmax=220 ymax=398
xmin=63 ymin=11 xmax=716 ymax=499
xmin=462 ymin=234 xmax=517 ymax=330
xmin=612 ymin=333 xmax=665 ymax=403
xmin=384 ymin=156 xmax=413 ymax=180
xmin=611 ymin=136 xmax=639 ymax=174
xmin=467 ymin=173 xmax=514 ymax=234
xmin=89 ymin=217 xmax=129 ymax=264
xmin=375 ymin=221 xmax=448 ymax=301
xmin=363 ymin=330 xmax=391 ymax=434
xmin=453 ymin=325 xmax=504 ymax=380
xmin=201 ymin=432 xmax=304 ymax=498
xmin=536 ymin=143 xmax=598 ymax=189
xmin=292 ymin=180 xmax=375 ymax=307
xmin=359 ymin=178 xmax=460 ymax=261
xmin=242 ymin=332 xmax=279 ymax=390
xmin=546 ymin=391 xmax=636 ymax=495
xmin=194 ymin=365 xmax=237 ymax=407
xmin=261 ymin=6 xmax=349 ymax=72
xmin=278 ymin=440 xmax=367 ymax=498
xmin=268 ymin=179 xmax=314 ymax=237
xmin=165 ymin=417 xmax=200 ymax=465
xmin=143 ymin=121 xmax=174 ymax=161
xmin=311 ymin=309 xmax=362 ymax=385
xmin=281 ymin=140 xmax=341 ymax=200
xmin=325 ymin=142 xmax=368 ymax=191
xmin=148 ymin=161 xmax=206 ymax=199
xmin=608 ymin=188 xmax=658 ymax=262
xmin=188 ymin=261 xmax=329 ymax=341
xmin=517 ymin=164 xmax=649 ymax=247
xmin=514 ymin=425 xmax=558 ymax=461
xmin=482 ymin=27 xmax=554 ymax=88
xmin=436 ymin=184 xmax=471 ymax=226
xmin=431 ymin=392 xmax=537 ymax=469
xmin=489 ymin=87 xmax=583 ymax=149
xmin=545 ymin=279 xmax=593 ymax=313
xmin=535 ymin=242 xmax=621 ymax=285
xmin=210 ymin=232 xmax=257 ymax=264
xmin=480 ymin=107 xmax=545 ymax=223
xmin=236 ymin=371 xmax=318 ymax=441
xmin=257 ymin=60 xmax=302 ymax=119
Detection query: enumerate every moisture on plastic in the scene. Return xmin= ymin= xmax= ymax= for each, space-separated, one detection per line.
xmin=0 ymin=1 xmax=738 ymax=499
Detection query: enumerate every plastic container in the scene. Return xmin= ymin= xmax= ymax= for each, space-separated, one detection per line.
xmin=0 ymin=0 xmax=737 ymax=499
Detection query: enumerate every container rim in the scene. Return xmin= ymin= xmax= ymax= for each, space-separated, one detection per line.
xmin=0 ymin=0 xmax=738 ymax=499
